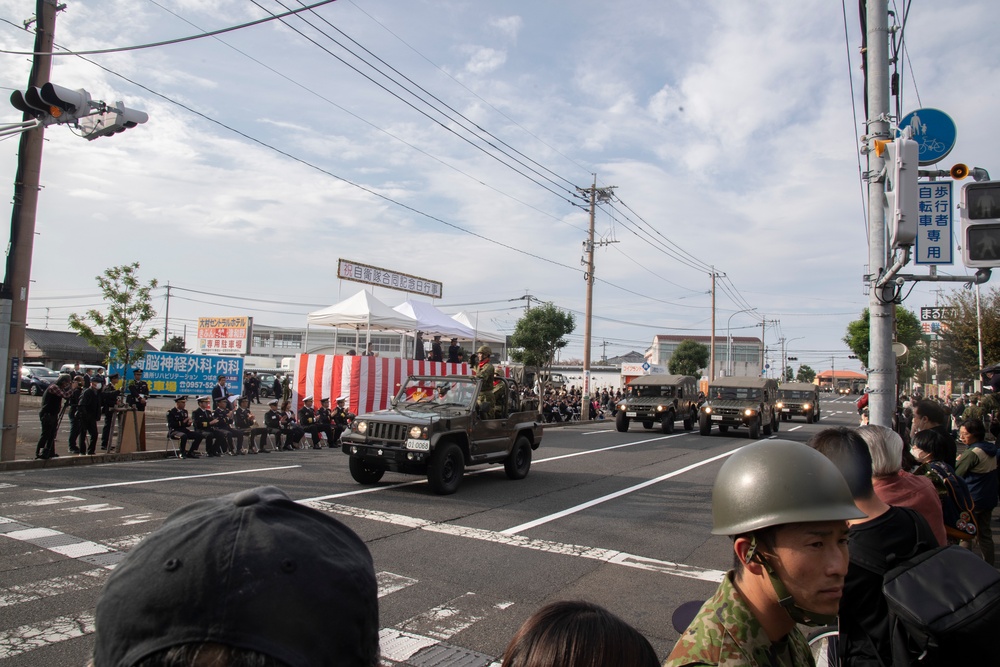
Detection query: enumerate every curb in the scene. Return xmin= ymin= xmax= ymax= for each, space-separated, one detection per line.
xmin=0 ymin=449 xmax=172 ymax=473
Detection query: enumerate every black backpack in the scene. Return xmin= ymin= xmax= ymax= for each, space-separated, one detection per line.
xmin=851 ymin=511 xmax=1000 ymax=665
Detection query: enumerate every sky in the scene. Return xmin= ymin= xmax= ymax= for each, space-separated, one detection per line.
xmin=0 ymin=0 xmax=997 ymax=375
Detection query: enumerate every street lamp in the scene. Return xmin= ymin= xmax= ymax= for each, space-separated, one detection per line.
xmin=727 ymin=308 xmax=758 ymax=377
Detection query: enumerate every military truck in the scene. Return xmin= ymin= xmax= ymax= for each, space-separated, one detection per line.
xmin=614 ymin=374 xmax=700 ymax=434
xmin=341 ymin=375 xmax=543 ymax=495
xmin=776 ymin=382 xmax=821 ymax=423
xmin=698 ymin=377 xmax=780 ymax=439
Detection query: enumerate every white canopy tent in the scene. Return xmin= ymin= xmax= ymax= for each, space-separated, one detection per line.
xmin=305 ymin=290 xmax=417 ymax=354
xmin=393 ymin=300 xmax=475 ymax=339
xmin=452 ymin=311 xmax=506 ymax=345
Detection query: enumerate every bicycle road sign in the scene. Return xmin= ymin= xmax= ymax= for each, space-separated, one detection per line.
xmin=899 ymin=108 xmax=957 ymax=166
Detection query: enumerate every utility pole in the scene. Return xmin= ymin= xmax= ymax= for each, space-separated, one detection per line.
xmin=710 ymin=270 xmax=717 ymax=380
xmin=0 ymin=0 xmax=58 ymax=462
xmin=578 ymin=177 xmax=615 ymax=422
xmin=866 ymin=0 xmax=895 ymax=427
xmin=163 ymin=282 xmax=170 ymax=346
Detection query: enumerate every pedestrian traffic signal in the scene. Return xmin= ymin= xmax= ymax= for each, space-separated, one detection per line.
xmin=9 ymin=83 xmax=91 ymax=124
xmin=960 ymin=181 xmax=1000 ymax=268
xmin=79 ymin=102 xmax=148 ymax=140
xmin=879 ymin=136 xmax=920 ymax=248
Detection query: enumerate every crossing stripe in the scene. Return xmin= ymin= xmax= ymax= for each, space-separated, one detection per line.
xmin=0 ymin=613 xmax=95 ymax=659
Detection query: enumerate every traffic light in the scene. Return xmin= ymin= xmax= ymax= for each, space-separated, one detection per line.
xmin=10 ymin=83 xmax=91 ymax=125
xmin=79 ymin=102 xmax=148 ymax=141
xmin=877 ymin=136 xmax=920 ymax=248
xmin=960 ymin=181 xmax=1000 ymax=268
xmin=787 ymin=357 xmax=798 ymax=361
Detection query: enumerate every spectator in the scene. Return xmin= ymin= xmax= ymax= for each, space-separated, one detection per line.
xmin=90 ymin=486 xmax=378 ymax=667
xmin=809 ymin=427 xmax=937 ymax=667
xmin=911 ymin=399 xmax=956 ymax=467
xmin=100 ymin=373 xmax=122 ymax=451
xmin=502 ymin=600 xmax=657 ymax=667
xmin=78 ymin=376 xmax=103 ymax=455
xmin=414 ymin=331 xmax=425 ymax=361
xmin=857 ymin=424 xmax=945 ymax=546
xmin=362 ymin=342 xmax=377 ymax=357
xmin=955 ymin=418 xmax=998 ymax=565
xmin=910 ymin=429 xmax=978 ymax=544
xmin=36 ymin=373 xmax=73 ymax=459
xmin=666 ymin=440 xmax=862 ymax=666
xmin=272 ymin=374 xmax=282 ymax=400
xmin=279 ymin=399 xmax=305 ymax=450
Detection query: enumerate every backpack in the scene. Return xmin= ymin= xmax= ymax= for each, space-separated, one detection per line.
xmin=851 ymin=509 xmax=1000 ymax=666
xmin=923 ymin=461 xmax=978 ymax=542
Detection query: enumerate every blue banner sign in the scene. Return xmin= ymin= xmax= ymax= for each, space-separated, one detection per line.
xmin=915 ymin=180 xmax=953 ymax=265
xmin=109 ymin=351 xmax=244 ymax=397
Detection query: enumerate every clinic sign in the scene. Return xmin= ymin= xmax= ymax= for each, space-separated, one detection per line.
xmin=109 ymin=351 xmax=244 ymax=397
xmin=914 ymin=181 xmax=953 ymax=265
xmin=197 ymin=316 xmax=251 ymax=354
xmin=338 ymin=258 xmax=443 ymax=298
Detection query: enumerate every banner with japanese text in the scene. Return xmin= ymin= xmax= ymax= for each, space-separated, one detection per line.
xmin=109 ymin=351 xmax=244 ymax=397
xmin=197 ymin=316 xmax=251 ymax=354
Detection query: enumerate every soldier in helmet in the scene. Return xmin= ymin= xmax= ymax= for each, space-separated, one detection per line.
xmin=666 ymin=439 xmax=865 ymax=667
xmin=472 ymin=344 xmax=496 ymax=418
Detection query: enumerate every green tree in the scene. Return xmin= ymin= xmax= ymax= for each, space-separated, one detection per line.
xmin=937 ymin=287 xmax=1000 ymax=381
xmin=68 ymin=263 xmax=159 ymax=371
xmin=668 ymin=339 xmax=709 ymax=377
xmin=782 ymin=365 xmax=794 ymax=381
xmin=843 ymin=307 xmax=924 ymax=382
xmin=509 ymin=304 xmax=575 ymax=376
xmin=796 ymin=365 xmax=817 ymax=383
xmin=161 ymin=335 xmax=187 ymax=353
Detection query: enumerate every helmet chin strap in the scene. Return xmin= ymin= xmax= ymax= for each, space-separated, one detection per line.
xmin=746 ymin=536 xmax=838 ymax=627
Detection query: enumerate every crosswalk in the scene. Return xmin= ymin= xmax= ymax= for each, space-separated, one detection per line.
xmin=0 ymin=487 xmax=515 ymax=666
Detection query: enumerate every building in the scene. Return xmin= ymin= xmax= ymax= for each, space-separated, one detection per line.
xmin=24 ymin=328 xmax=156 ymax=369
xmin=647 ymin=334 xmax=763 ymax=379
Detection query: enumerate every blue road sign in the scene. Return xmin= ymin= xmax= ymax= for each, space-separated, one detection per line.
xmin=899 ymin=108 xmax=957 ymax=166
xmin=641 ymin=361 xmax=650 ymax=371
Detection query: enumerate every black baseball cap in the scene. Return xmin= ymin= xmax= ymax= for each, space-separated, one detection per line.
xmin=93 ymin=486 xmax=379 ymax=667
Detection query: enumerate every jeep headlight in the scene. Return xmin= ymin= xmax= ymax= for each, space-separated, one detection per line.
xmin=744 ymin=408 xmax=755 ymax=416
xmin=775 ymin=401 xmax=784 ymax=409
xmin=408 ymin=425 xmax=426 ymax=439
xmin=618 ymin=403 xmax=627 ymax=411
xmin=356 ymin=421 xmax=368 ymax=434
xmin=703 ymin=406 xmax=712 ymax=414
xmin=656 ymin=405 xmax=665 ymax=412
xmin=803 ymin=403 xmax=811 ymax=410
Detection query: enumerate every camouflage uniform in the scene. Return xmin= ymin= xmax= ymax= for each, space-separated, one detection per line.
xmin=473 ymin=346 xmax=496 ymax=418
xmin=664 ymin=572 xmax=814 ymax=667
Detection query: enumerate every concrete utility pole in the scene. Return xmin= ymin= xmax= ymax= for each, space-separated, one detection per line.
xmin=0 ymin=0 xmax=58 ymax=462
xmin=710 ymin=270 xmax=717 ymax=380
xmin=866 ymin=0 xmax=895 ymax=427
xmin=578 ymin=177 xmax=615 ymax=422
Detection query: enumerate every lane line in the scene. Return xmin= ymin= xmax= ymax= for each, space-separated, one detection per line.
xmin=44 ymin=465 xmax=302 ymax=493
xmin=787 ymin=425 xmax=804 ymax=431
xmin=501 ymin=447 xmax=740 ymax=535
xmin=0 ymin=613 xmax=95 ymax=659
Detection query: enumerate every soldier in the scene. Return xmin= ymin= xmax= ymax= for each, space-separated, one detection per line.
xmin=77 ymin=376 xmax=103 ymax=455
xmin=100 ymin=372 xmax=122 ymax=450
xmin=472 ymin=344 xmax=496 ymax=418
xmin=126 ymin=369 xmax=149 ymax=412
xmin=192 ymin=396 xmax=220 ymax=457
xmin=234 ymin=397 xmax=269 ymax=453
xmin=332 ymin=396 xmax=353 ymax=445
xmin=316 ymin=397 xmax=337 ymax=448
xmin=298 ymin=396 xmax=323 ymax=449
xmin=429 ymin=335 xmax=444 ymax=362
xmin=665 ymin=439 xmax=864 ymax=667
xmin=448 ymin=337 xmax=461 ymax=363
xmin=214 ymin=397 xmax=246 ymax=455
xmin=36 ymin=374 xmax=74 ymax=459
xmin=166 ymin=396 xmax=202 ymax=459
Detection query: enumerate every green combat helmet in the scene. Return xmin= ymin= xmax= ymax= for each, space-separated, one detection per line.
xmin=477 ymin=345 xmax=492 ymax=358
xmin=711 ymin=439 xmax=865 ymax=625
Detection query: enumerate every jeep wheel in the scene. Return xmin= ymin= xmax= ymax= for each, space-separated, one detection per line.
xmin=349 ymin=457 xmax=385 ymax=485
xmin=615 ymin=412 xmax=630 ymax=433
xmin=806 ymin=412 xmax=815 ymax=424
xmin=642 ymin=420 xmax=654 ymax=430
xmin=660 ymin=411 xmax=675 ymax=434
xmin=699 ymin=414 xmax=711 ymax=436
xmin=428 ymin=442 xmax=465 ymax=495
xmin=504 ymin=436 xmax=532 ymax=480
xmin=748 ymin=417 xmax=761 ymax=439
xmin=683 ymin=410 xmax=695 ymax=431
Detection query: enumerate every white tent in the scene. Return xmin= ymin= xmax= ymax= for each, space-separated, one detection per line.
xmin=394 ymin=300 xmax=474 ymax=339
xmin=452 ymin=311 xmax=506 ymax=344
xmin=305 ymin=290 xmax=417 ymax=354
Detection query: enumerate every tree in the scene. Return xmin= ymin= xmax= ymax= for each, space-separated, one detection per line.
xmin=782 ymin=366 xmax=794 ymax=381
xmin=68 ymin=263 xmax=159 ymax=371
xmin=937 ymin=287 xmax=1000 ymax=381
xmin=161 ymin=335 xmax=188 ymax=353
xmin=509 ymin=304 xmax=575 ymax=375
xmin=668 ymin=339 xmax=709 ymax=377
xmin=843 ymin=307 xmax=924 ymax=382
xmin=796 ymin=365 xmax=817 ymax=383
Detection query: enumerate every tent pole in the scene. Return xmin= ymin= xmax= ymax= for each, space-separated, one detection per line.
xmin=303 ymin=323 xmax=310 ymax=355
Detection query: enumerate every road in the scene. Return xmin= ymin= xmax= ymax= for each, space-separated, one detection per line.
xmin=0 ymin=394 xmax=865 ymax=666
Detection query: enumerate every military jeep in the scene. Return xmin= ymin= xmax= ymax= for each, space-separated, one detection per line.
xmin=698 ymin=377 xmax=779 ymax=439
xmin=615 ymin=374 xmax=700 ymax=434
xmin=341 ymin=375 xmax=543 ymax=495
xmin=776 ymin=382 xmax=821 ymax=423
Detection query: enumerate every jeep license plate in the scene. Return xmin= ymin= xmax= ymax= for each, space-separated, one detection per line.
xmin=405 ymin=439 xmax=430 ymax=451
xmin=626 ymin=411 xmax=637 ymax=417
xmin=711 ymin=415 xmax=723 ymax=421
xmin=782 ymin=408 xmax=790 ymax=412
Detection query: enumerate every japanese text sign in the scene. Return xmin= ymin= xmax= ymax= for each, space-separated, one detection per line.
xmin=915 ymin=181 xmax=953 ymax=265
xmin=197 ymin=316 xmax=251 ymax=355
xmin=109 ymin=351 xmax=244 ymax=397
xmin=338 ymin=259 xmax=443 ymax=298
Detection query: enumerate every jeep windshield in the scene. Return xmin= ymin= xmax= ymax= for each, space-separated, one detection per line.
xmin=628 ymin=385 xmax=676 ymax=398
xmin=779 ymin=390 xmax=814 ymax=399
xmin=708 ymin=386 xmax=762 ymax=400
xmin=396 ymin=377 xmax=476 ymax=409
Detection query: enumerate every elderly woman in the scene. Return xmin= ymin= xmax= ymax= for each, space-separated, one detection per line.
xmin=857 ymin=424 xmax=946 ymax=546
xmin=910 ymin=428 xmax=979 ymax=545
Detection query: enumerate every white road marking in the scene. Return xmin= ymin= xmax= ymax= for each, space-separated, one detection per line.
xmin=11 ymin=496 xmax=85 ymax=507
xmin=377 ymin=572 xmax=418 ymax=598
xmin=0 ymin=612 xmax=95 ymax=659
xmin=787 ymin=425 xmax=804 ymax=431
xmin=100 ymin=533 xmax=149 ymax=550
xmin=64 ymin=503 xmax=122 ymax=514
xmin=379 ymin=629 xmax=439 ymax=663
xmin=0 ymin=569 xmax=107 ymax=608
xmin=398 ymin=592 xmax=512 ymax=641
xmin=45 ymin=465 xmax=302 ymax=493
xmin=502 ymin=448 xmax=740 ymax=535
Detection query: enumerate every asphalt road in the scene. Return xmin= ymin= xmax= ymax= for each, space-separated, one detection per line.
xmin=0 ymin=395 xmax=875 ymax=666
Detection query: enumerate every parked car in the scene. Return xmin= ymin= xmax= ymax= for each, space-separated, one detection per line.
xmin=258 ymin=373 xmax=278 ymax=397
xmin=59 ymin=363 xmax=106 ymax=375
xmin=21 ymin=366 xmax=60 ymax=395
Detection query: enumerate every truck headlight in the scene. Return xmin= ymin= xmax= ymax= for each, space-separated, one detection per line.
xmin=803 ymin=403 xmax=811 ymax=410
xmin=656 ymin=405 xmax=664 ymax=412
xmin=408 ymin=425 xmax=425 ymax=439
xmin=356 ymin=421 xmax=368 ymax=434
xmin=775 ymin=402 xmax=784 ymax=409
xmin=744 ymin=408 xmax=755 ymax=416
xmin=703 ymin=406 xmax=712 ymax=414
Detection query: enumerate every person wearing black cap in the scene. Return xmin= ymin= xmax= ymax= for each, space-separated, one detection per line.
xmin=448 ymin=337 xmax=461 ymax=363
xmin=234 ymin=397 xmax=269 ymax=453
xmin=126 ymin=369 xmax=149 ymax=411
xmin=213 ymin=397 xmax=245 ymax=455
xmin=166 ymin=396 xmax=201 ymax=459
xmin=316 ymin=397 xmax=337 ymax=448
xmin=298 ymin=396 xmax=323 ymax=449
xmin=332 ymin=396 xmax=353 ymax=445
xmin=429 ymin=334 xmax=444 ymax=362
xmin=100 ymin=373 xmax=122 ymax=450
xmin=90 ymin=486 xmax=380 ymax=667
xmin=264 ymin=399 xmax=285 ymax=450
xmin=78 ymin=376 xmax=104 ymax=455
xmin=192 ymin=396 xmax=221 ymax=457
xmin=36 ymin=373 xmax=74 ymax=459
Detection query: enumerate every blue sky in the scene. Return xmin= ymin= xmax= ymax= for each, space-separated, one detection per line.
xmin=0 ymin=0 xmax=997 ymax=373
